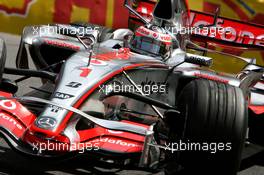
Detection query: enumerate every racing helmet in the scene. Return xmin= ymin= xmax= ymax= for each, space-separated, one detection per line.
xmin=129 ymin=25 xmax=172 ymax=58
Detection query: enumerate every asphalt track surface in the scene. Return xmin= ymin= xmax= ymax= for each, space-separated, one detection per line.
xmin=0 ymin=32 xmax=263 ymax=175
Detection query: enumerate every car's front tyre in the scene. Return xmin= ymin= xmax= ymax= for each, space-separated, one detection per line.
xmin=165 ymin=79 xmax=248 ymax=175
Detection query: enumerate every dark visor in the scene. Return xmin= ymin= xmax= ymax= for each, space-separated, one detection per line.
xmin=130 ymin=36 xmax=167 ymax=56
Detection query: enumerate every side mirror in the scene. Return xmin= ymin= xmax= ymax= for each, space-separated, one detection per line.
xmin=0 ymin=38 xmax=7 ymax=83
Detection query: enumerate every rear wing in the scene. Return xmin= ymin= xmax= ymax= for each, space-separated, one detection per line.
xmin=190 ymin=10 xmax=264 ymax=49
xmin=128 ymin=0 xmax=264 ymax=49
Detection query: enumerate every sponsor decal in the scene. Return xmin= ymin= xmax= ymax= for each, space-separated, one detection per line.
xmin=190 ymin=12 xmax=264 ymax=47
xmin=0 ymin=113 xmax=23 ymax=130
xmin=90 ymin=137 xmax=141 ymax=148
xmin=44 ymin=39 xmax=81 ymax=50
xmin=49 ymin=105 xmax=63 ymax=113
xmin=137 ymin=26 xmax=151 ymax=35
xmin=194 ymin=73 xmax=229 ymax=84
xmin=90 ymin=59 xmax=108 ymax=66
xmin=92 ymin=48 xmax=131 ymax=61
xmin=54 ymin=92 xmax=74 ymax=100
xmin=0 ymin=99 xmax=16 ymax=110
xmin=152 ymin=32 xmax=158 ymax=38
xmin=37 ymin=117 xmax=57 ymax=128
xmin=160 ymin=35 xmax=171 ymax=42
xmin=136 ymin=26 xmax=172 ymax=43
xmin=66 ymin=82 xmax=82 ymax=88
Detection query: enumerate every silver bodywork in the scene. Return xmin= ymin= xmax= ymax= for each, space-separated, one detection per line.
xmin=15 ymin=24 xmax=264 ymax=140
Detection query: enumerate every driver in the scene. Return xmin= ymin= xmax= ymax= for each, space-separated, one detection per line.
xmin=128 ymin=25 xmax=173 ymax=59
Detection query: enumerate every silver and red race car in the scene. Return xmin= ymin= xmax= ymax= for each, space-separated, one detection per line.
xmin=0 ymin=0 xmax=263 ymax=175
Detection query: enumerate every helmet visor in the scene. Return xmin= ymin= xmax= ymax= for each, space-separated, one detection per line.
xmin=130 ymin=36 xmax=169 ymax=57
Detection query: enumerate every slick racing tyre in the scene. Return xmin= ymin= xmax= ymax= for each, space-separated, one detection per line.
xmin=0 ymin=38 xmax=6 ymax=83
xmin=166 ymin=79 xmax=248 ymax=175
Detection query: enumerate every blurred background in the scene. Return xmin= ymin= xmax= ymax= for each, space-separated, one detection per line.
xmin=0 ymin=0 xmax=263 ymax=33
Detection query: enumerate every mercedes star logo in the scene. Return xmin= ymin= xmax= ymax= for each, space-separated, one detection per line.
xmin=37 ymin=117 xmax=57 ymax=128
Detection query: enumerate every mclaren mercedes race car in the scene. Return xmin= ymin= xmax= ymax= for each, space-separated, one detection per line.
xmin=0 ymin=0 xmax=263 ymax=175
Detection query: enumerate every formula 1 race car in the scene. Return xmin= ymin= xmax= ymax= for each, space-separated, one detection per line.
xmin=0 ymin=0 xmax=263 ymax=175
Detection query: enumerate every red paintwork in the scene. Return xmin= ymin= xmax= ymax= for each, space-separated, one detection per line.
xmin=90 ymin=59 xmax=108 ymax=66
xmin=23 ymin=131 xmax=71 ymax=152
xmin=92 ymin=48 xmax=131 ymax=61
xmin=0 ymin=91 xmax=36 ymax=139
xmin=194 ymin=73 xmax=229 ymax=84
xmin=44 ymin=39 xmax=81 ymax=50
xmin=24 ymin=120 xmax=147 ymax=153
xmin=80 ymin=67 xmax=92 ymax=77
xmin=77 ymin=120 xmax=149 ymax=153
xmin=87 ymin=136 xmax=143 ymax=153
xmin=0 ymin=112 xmax=26 ymax=138
xmin=78 ymin=120 xmax=148 ymax=142
xmin=249 ymin=105 xmax=264 ymax=115
xmin=135 ymin=1 xmax=154 ymax=20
